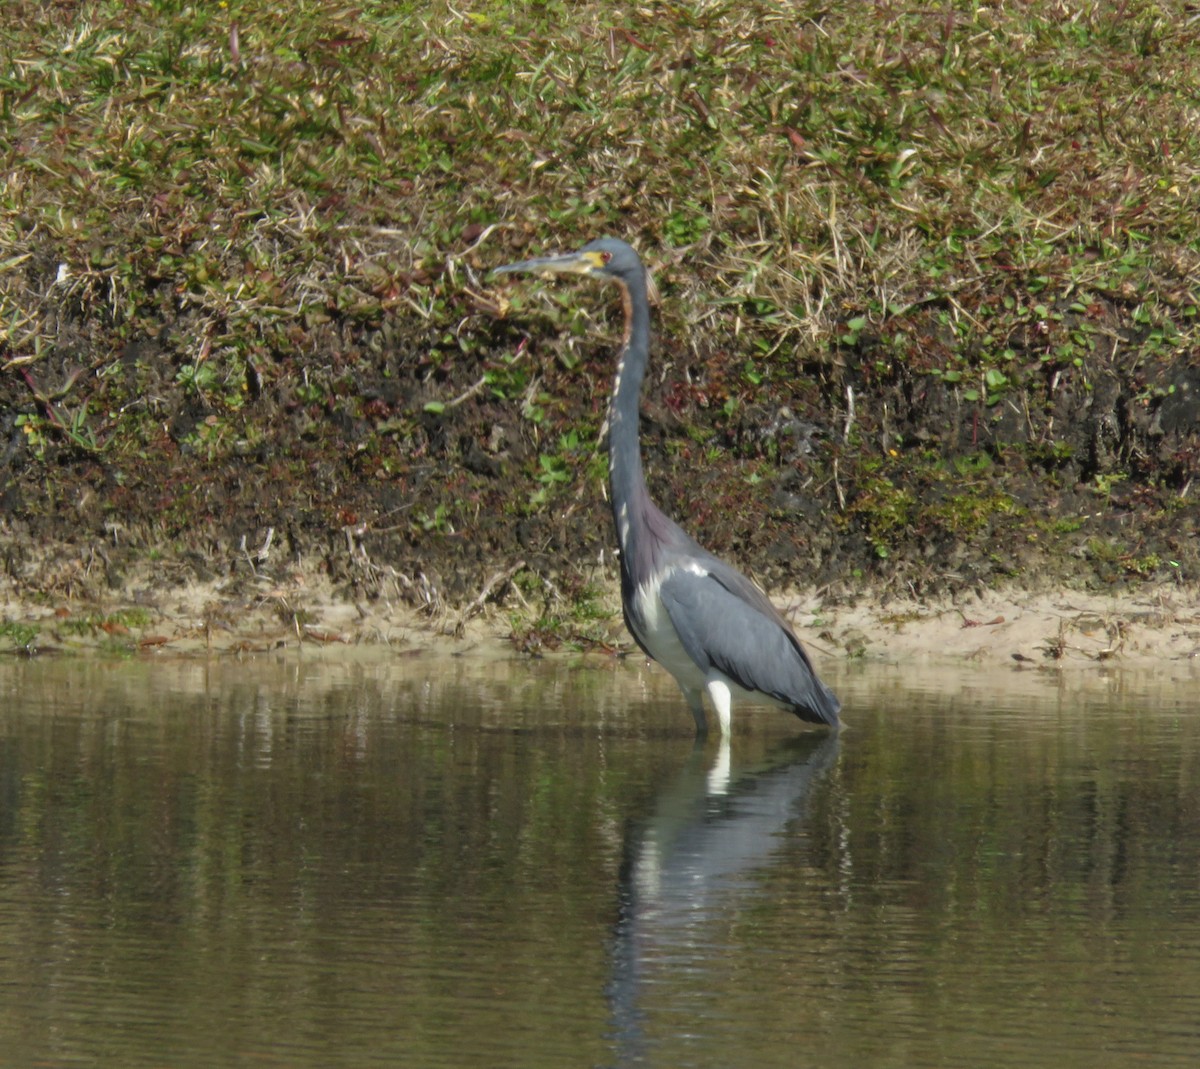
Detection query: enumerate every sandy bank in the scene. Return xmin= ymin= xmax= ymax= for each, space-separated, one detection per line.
xmin=2 ymin=564 xmax=1196 ymax=674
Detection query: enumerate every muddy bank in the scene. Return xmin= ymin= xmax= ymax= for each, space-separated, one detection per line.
xmin=3 ymin=266 xmax=1198 ymax=666
xmin=2 ymin=547 xmax=1197 ymax=679
xmin=2 ymin=268 xmax=1199 ymax=668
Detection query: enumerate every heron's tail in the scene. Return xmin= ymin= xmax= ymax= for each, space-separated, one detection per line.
xmin=792 ymin=679 xmax=840 ymax=728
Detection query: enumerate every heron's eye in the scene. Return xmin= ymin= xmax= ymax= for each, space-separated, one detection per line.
xmin=600 ymin=251 xmax=613 ymax=264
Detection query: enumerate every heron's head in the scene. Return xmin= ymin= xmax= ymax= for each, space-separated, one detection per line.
xmin=492 ymin=237 xmax=643 ymax=287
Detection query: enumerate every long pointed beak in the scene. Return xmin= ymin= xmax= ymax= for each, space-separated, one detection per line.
xmin=491 ymin=250 xmax=598 ymax=278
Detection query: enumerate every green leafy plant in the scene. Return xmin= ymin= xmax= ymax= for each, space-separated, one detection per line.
xmin=0 ymin=621 xmax=39 ymax=647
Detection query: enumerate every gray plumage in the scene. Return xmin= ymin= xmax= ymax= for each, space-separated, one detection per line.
xmin=494 ymin=237 xmax=839 ymax=735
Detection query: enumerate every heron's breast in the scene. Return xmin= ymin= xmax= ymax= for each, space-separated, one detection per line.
xmin=627 ymin=564 xmax=708 ymax=690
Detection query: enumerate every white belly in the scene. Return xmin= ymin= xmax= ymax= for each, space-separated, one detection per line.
xmin=632 ymin=574 xmax=708 ymax=692
xmin=629 ymin=565 xmax=788 ymax=720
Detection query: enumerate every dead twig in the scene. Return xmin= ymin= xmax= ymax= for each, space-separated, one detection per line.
xmin=958 ymin=611 xmax=1004 ymax=628
xmin=455 ymin=559 xmax=525 ymax=637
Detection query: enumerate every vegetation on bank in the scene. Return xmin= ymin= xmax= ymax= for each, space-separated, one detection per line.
xmin=1 ymin=1 xmax=1197 ymax=648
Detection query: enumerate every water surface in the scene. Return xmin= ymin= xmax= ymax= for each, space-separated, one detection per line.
xmin=0 ymin=650 xmax=1197 ymax=1067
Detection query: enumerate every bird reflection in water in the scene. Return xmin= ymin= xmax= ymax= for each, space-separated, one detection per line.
xmin=604 ymin=732 xmax=840 ymax=1064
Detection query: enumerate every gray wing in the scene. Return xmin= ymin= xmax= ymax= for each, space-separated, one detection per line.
xmin=658 ymin=563 xmax=840 ymax=726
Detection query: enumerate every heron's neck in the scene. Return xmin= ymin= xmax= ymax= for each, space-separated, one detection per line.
xmin=608 ymin=271 xmax=652 ymax=546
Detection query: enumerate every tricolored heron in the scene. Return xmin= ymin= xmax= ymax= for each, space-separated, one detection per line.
xmin=494 ymin=237 xmax=840 ymax=736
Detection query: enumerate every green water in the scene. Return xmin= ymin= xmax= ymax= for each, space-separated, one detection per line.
xmin=0 ymin=651 xmax=1196 ymax=1067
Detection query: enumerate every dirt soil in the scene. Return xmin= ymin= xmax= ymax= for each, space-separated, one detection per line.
xmin=2 ymin=547 xmax=1198 ymax=676
xmin=2 ymin=272 xmax=1199 ymax=671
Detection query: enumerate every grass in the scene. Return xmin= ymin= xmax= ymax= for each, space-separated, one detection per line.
xmin=0 ymin=620 xmax=39 ymax=647
xmin=6 ymin=2 xmax=1197 ymax=363
xmin=2 ymin=0 xmax=1199 ymax=602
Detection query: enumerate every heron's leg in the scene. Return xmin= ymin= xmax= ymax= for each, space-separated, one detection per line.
xmin=705 ymin=679 xmax=733 ymax=736
xmin=683 ymin=688 xmax=707 ymax=735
